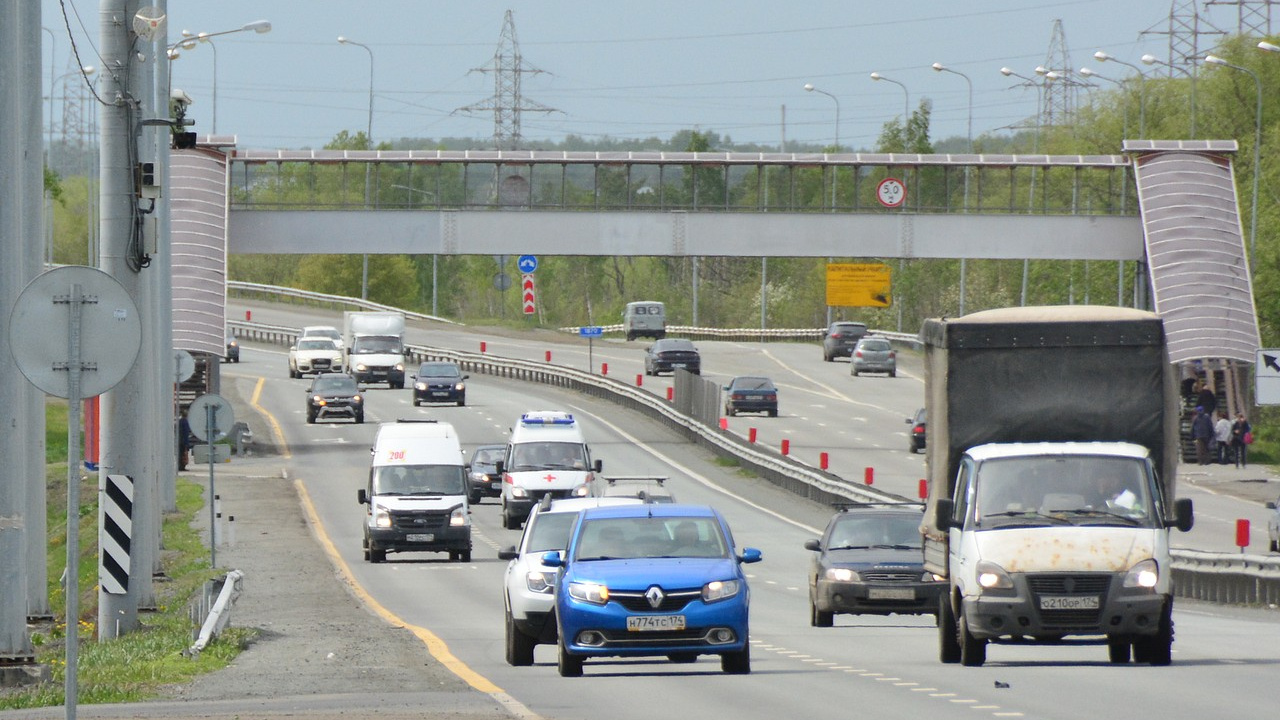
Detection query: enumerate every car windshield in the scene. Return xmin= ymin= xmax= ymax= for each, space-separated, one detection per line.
xmin=472 ymin=447 xmax=504 ymax=466
xmin=352 ymin=337 xmax=401 ymax=354
xmin=525 ymin=512 xmax=579 ymax=554
xmin=372 ymin=465 xmax=467 ymax=496
xmin=859 ymin=339 xmax=891 ymax=352
xmin=312 ymin=377 xmax=356 ymax=393
xmin=510 ymin=442 xmax=585 ymax=470
xmin=298 ymin=339 xmax=336 ymax=351
xmin=974 ymin=456 xmax=1156 ymax=528
xmin=657 ymin=341 xmax=694 ymax=352
xmin=830 ymin=324 xmax=865 ymax=336
xmin=575 ymin=516 xmax=727 ymax=560
xmin=827 ymin=514 xmax=921 ymax=549
xmin=418 ymin=363 xmax=460 ymax=378
xmin=731 ymin=377 xmax=774 ymax=391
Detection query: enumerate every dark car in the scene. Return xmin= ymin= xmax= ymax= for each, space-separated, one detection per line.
xmin=821 ymin=322 xmax=868 ymax=362
xmin=224 ymin=335 xmax=240 ymax=363
xmin=643 ymin=338 xmax=701 ymax=376
xmin=906 ymin=408 xmax=926 ymax=454
xmin=305 ymin=373 xmax=364 ymax=424
xmin=412 ymin=361 xmax=468 ymax=406
xmin=804 ymin=504 xmax=945 ymax=626
xmin=466 ymin=444 xmax=506 ymax=504
xmin=723 ymin=376 xmax=778 ymax=417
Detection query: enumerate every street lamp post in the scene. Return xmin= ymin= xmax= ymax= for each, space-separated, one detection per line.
xmin=339 ymin=35 xmax=375 ymax=301
xmin=1203 ymin=54 xmax=1262 ymax=269
xmin=869 ymin=71 xmax=910 ymax=126
xmin=168 ymin=21 xmax=271 ymax=136
xmin=1094 ymin=51 xmax=1146 ymax=137
xmin=1080 ymin=65 xmax=1133 ymax=306
xmin=1141 ymin=53 xmax=1196 ymax=137
xmin=931 ymin=62 xmax=973 ymax=315
xmin=802 ymin=83 xmax=840 ymax=209
xmin=1001 ymin=66 xmax=1054 ymax=306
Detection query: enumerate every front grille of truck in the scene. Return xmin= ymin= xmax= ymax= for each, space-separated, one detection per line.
xmin=390 ymin=511 xmax=449 ymax=531
xmin=1027 ymin=573 xmax=1110 ymax=629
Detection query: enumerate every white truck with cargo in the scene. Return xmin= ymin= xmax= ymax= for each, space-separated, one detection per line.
xmin=921 ymin=306 xmax=1193 ymax=667
xmin=343 ymin=311 xmax=407 ymax=388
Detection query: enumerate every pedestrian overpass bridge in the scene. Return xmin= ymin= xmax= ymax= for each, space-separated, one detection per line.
xmin=170 ymin=139 xmax=1258 ymax=367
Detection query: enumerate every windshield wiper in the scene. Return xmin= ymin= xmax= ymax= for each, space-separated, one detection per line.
xmin=980 ymin=511 xmax=1071 ymax=526
xmin=827 ymin=544 xmax=873 ymax=550
xmin=1056 ymin=508 xmax=1144 ymax=525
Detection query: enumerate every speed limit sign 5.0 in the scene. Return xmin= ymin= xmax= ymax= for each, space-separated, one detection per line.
xmin=877 ymin=177 xmax=906 ymax=208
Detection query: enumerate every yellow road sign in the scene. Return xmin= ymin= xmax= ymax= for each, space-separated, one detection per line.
xmin=826 ymin=263 xmax=892 ymax=307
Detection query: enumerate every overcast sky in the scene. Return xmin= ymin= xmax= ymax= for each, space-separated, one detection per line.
xmin=40 ymin=1 xmax=1252 ymax=151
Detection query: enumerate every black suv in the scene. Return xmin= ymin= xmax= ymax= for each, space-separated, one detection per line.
xmin=305 ymin=373 xmax=364 ymax=424
xmin=821 ymin=322 xmax=868 ymax=361
xmin=643 ymin=338 xmax=701 ymax=376
xmin=411 ymin=361 xmax=468 ymax=406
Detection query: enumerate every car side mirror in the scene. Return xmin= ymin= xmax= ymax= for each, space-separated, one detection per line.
xmin=541 ymin=550 xmax=564 ymax=567
xmin=738 ymin=547 xmax=763 ymax=564
xmin=905 ymin=417 xmax=913 ymax=424
xmin=498 ymin=546 xmax=519 ymax=561
xmin=289 ymin=345 xmax=296 ymax=351
xmin=803 ymin=539 xmax=821 ymax=552
xmin=410 ymin=374 xmax=417 ymax=380
xmin=357 ymin=489 xmax=368 ymax=505
xmin=593 ymin=459 xmax=603 ymax=473
xmin=495 ymin=460 xmax=505 ymax=475
xmin=1172 ymin=498 xmax=1194 ymax=532
xmin=935 ymin=499 xmax=956 ymax=530
xmin=1267 ymin=501 xmax=1277 ymax=510
xmin=462 ymin=374 xmax=470 ymax=380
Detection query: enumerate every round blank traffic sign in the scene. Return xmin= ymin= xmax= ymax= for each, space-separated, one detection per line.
xmin=174 ymin=349 xmax=196 ymax=383
xmin=188 ymin=393 xmax=235 ymax=442
xmin=9 ymin=266 xmax=141 ymax=399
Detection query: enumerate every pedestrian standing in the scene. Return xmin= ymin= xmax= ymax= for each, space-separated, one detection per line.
xmin=178 ymin=410 xmax=193 ymax=471
xmin=1191 ymin=406 xmax=1214 ymax=466
xmin=1213 ymin=411 xmax=1232 ymax=464
xmin=1195 ymin=380 xmax=1217 ymax=416
xmin=1230 ymin=412 xmax=1253 ymax=468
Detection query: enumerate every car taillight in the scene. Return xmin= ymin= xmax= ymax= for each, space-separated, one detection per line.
xmin=889 ymin=351 xmax=896 ymax=358
xmin=914 ymin=424 xmax=925 ymax=433
xmin=503 ymin=473 xmax=513 ymax=485
xmin=854 ymin=350 xmax=863 ymax=358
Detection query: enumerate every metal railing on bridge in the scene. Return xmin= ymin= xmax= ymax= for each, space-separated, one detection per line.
xmin=228 ymin=149 xmax=1138 ymax=217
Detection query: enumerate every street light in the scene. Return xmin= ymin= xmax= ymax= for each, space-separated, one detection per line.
xmin=802 ymin=83 xmax=840 ymax=149
xmin=803 ymin=82 xmax=840 ymax=324
xmin=932 ymin=62 xmax=973 ymax=315
xmin=1202 ymin=54 xmax=1262 ymax=269
xmin=167 ymin=20 xmax=270 ymax=135
xmin=869 ymin=72 xmax=910 ymax=125
xmin=1078 ymin=66 xmax=1130 ymax=140
xmin=1094 ymin=51 xmax=1147 ymax=137
xmin=338 ymin=35 xmax=375 ymax=300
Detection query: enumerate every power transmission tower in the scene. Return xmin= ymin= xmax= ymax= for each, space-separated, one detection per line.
xmin=1142 ymin=1 xmax=1225 ymax=77
xmin=1205 ymin=0 xmax=1276 ymax=37
xmin=456 ymin=10 xmax=558 ymax=150
xmin=1041 ymin=19 xmax=1082 ymax=127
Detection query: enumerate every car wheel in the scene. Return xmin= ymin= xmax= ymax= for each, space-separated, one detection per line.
xmin=938 ymin=595 xmax=961 ymax=664
xmin=469 ymin=490 xmax=482 ymax=505
xmin=557 ymin=637 xmax=584 ymax=677
xmin=823 ymin=351 xmax=832 ymax=362
xmin=412 ymin=398 xmax=420 ymax=407
xmin=810 ymin=599 xmax=833 ymax=628
xmin=457 ymin=397 xmax=466 ymax=407
xmin=667 ymin=652 xmax=698 ymax=664
xmin=502 ymin=510 xmax=518 ymax=530
xmin=355 ymin=411 xmax=365 ymax=424
xmin=1270 ymin=538 xmax=1278 ymax=553
xmin=909 ymin=441 xmax=918 ymax=454
xmin=306 ymin=410 xmax=317 ymax=424
xmin=626 ymin=332 xmax=635 ymax=342
xmin=1133 ymin=601 xmax=1173 ymax=665
xmin=721 ymin=643 xmax=750 ymax=674
xmin=368 ymin=543 xmax=386 ymax=563
xmin=768 ymin=408 xmax=778 ymax=418
xmin=506 ymin=611 xmax=537 ymax=666
xmin=1107 ymin=635 xmax=1132 ymax=664
xmin=958 ymin=609 xmax=986 ymax=667
xmin=726 ymin=407 xmax=736 ymax=417
xmin=889 ymin=370 xmax=897 ymax=378
xmin=851 ymin=368 xmax=859 ymax=377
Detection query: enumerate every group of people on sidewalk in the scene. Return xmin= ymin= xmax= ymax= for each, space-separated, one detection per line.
xmin=1191 ymin=405 xmax=1252 ymax=467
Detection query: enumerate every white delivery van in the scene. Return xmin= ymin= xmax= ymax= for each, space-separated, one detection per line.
xmin=622 ymin=301 xmax=666 ymax=341
xmin=498 ymin=411 xmax=602 ymax=529
xmin=357 ymin=419 xmax=472 ymax=563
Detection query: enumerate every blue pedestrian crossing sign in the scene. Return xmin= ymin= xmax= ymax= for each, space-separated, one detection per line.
xmin=518 ymin=255 xmax=538 ymax=273
xmin=579 ymin=326 xmax=604 ymax=337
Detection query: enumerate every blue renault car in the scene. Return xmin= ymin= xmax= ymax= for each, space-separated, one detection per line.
xmin=542 ymin=503 xmax=762 ymax=677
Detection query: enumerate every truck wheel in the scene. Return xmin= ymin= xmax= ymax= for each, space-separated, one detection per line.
xmin=506 ymin=612 xmax=536 ymax=666
xmin=938 ymin=596 xmax=961 ymax=664
xmin=1135 ymin=601 xmax=1173 ymax=665
xmin=369 ymin=543 xmax=386 ymax=563
xmin=502 ymin=510 xmax=518 ymax=530
xmin=1107 ymin=636 xmax=1132 ymax=663
xmin=810 ymin=599 xmax=833 ymax=628
xmin=1271 ymin=538 xmax=1278 ymax=553
xmin=721 ymin=644 xmax=751 ymax=674
xmin=453 ymin=549 xmax=471 ymax=563
xmin=626 ymin=332 xmax=635 ymax=341
xmin=557 ymin=638 xmax=584 ymax=677
xmin=958 ymin=609 xmax=987 ymax=667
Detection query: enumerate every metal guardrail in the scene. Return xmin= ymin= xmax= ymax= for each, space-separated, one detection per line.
xmin=226 ymin=289 xmax=1273 ymax=604
xmin=227 ymin=281 xmax=460 ymax=326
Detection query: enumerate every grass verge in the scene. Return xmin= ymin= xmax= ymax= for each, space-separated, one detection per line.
xmin=1 ymin=406 xmax=251 ymax=710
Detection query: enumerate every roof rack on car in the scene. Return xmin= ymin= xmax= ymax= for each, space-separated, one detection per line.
xmin=604 ymin=476 xmax=668 ymax=486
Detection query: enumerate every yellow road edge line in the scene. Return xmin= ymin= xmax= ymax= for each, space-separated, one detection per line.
xmin=249 ymin=376 xmax=292 ymax=460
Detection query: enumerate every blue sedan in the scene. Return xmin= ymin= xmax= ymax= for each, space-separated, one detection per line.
xmin=543 ymin=504 xmax=762 ymax=676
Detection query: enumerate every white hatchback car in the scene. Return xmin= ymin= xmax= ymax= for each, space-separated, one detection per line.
xmin=498 ymin=496 xmax=642 ymax=666
xmin=300 ymin=325 xmax=344 ymax=351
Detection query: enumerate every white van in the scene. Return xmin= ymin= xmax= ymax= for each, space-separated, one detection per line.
xmin=357 ymin=419 xmax=471 ymax=563
xmin=622 ymin=301 xmax=666 ymax=341
xmin=498 ymin=411 xmax=602 ymax=529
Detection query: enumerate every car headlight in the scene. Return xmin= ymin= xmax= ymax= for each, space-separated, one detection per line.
xmin=1123 ymin=558 xmax=1159 ymax=589
xmin=374 ymin=507 xmax=391 ymax=528
xmin=455 ymin=382 xmax=466 ymax=391
xmin=570 ymin=484 xmax=590 ymax=498
xmin=352 ymin=394 xmax=362 ymax=403
xmin=976 ymin=560 xmax=1014 ymax=591
xmin=703 ymin=579 xmax=740 ymax=603
xmin=825 ymin=567 xmax=859 ymax=582
xmin=394 ymin=362 xmax=405 ymax=372
xmin=355 ymin=363 xmax=368 ymax=372
xmin=311 ymin=395 xmax=326 ymax=405
xmin=922 ymin=571 xmax=946 ymax=583
xmin=415 ymin=382 xmax=428 ymax=391
xmin=449 ymin=506 xmax=468 ymax=527
xmin=526 ymin=571 xmax=556 ymax=594
xmin=567 ymin=581 xmax=609 ymax=605
xmin=510 ymin=486 xmax=528 ymax=499
xmin=471 ymin=471 xmax=489 ymax=482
